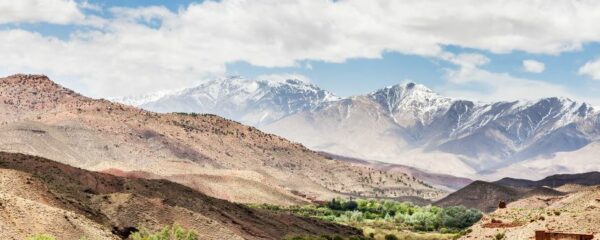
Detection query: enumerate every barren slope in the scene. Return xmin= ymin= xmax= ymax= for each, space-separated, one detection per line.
xmin=321 ymin=152 xmax=473 ymax=191
xmin=0 ymin=152 xmax=363 ymax=240
xmin=0 ymin=74 xmax=444 ymax=205
xmin=436 ymin=181 xmax=525 ymax=212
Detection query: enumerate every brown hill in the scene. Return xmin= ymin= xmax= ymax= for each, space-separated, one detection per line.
xmin=461 ymin=185 xmax=600 ymax=239
xmin=0 ymin=74 xmax=445 ymax=205
xmin=436 ymin=180 xmax=568 ymax=212
xmin=0 ymin=151 xmax=361 ymax=240
xmin=435 ymin=181 xmax=524 ymax=212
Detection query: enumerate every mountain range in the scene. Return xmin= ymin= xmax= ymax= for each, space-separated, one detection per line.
xmin=115 ymin=76 xmax=600 ymax=180
xmin=0 ymin=74 xmax=444 ymax=206
xmin=113 ymin=76 xmax=339 ymax=126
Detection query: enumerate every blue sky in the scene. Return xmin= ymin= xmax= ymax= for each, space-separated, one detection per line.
xmin=1 ymin=0 xmax=600 ymax=105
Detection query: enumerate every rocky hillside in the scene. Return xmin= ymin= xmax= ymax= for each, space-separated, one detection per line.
xmin=0 ymin=74 xmax=444 ymax=205
xmin=321 ymin=152 xmax=473 ymax=191
xmin=461 ymin=185 xmax=600 ymax=239
xmin=0 ymin=151 xmax=362 ymax=240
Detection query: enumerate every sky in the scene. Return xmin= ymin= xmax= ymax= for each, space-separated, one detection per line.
xmin=1 ymin=0 xmax=600 ymax=105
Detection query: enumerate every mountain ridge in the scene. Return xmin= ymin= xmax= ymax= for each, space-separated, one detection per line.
xmin=113 ymin=76 xmax=600 ymax=179
xmin=264 ymin=82 xmax=600 ymax=179
xmin=495 ymin=171 xmax=600 ymax=188
xmin=113 ymin=76 xmax=339 ymax=126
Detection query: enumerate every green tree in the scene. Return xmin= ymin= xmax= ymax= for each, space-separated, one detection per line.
xmin=438 ymin=206 xmax=482 ymax=230
xmin=327 ymin=198 xmax=342 ymax=210
xmin=343 ymin=200 xmax=358 ymax=211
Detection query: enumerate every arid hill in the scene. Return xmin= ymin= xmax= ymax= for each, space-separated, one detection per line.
xmin=0 ymin=152 xmax=362 ymax=240
xmin=436 ymin=172 xmax=600 ymax=212
xmin=322 ymin=152 xmax=473 ymax=191
xmin=435 ymin=181 xmax=525 ymax=212
xmin=461 ymin=185 xmax=600 ymax=239
xmin=0 ymin=74 xmax=444 ymax=205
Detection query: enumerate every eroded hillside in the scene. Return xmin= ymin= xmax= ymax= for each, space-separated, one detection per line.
xmin=0 ymin=152 xmax=363 ymax=240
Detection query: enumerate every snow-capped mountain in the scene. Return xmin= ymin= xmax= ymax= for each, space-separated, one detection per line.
xmin=113 ymin=76 xmax=339 ymax=126
xmin=116 ymin=78 xmax=600 ymax=179
xmin=263 ymin=83 xmax=600 ymax=179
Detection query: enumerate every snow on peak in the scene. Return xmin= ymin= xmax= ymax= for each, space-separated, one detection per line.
xmin=110 ymin=89 xmax=180 ymax=106
xmin=113 ymin=75 xmax=339 ymax=126
xmin=368 ymin=82 xmax=452 ymax=124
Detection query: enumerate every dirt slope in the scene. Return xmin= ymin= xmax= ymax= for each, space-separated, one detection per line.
xmin=0 ymin=169 xmax=117 ymax=240
xmin=462 ymin=185 xmax=600 ymax=239
xmin=0 ymin=74 xmax=445 ymax=204
xmin=322 ymin=152 xmax=473 ymax=191
xmin=0 ymin=152 xmax=362 ymax=240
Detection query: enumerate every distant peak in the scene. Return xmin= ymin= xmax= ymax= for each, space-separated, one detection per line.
xmin=405 ymin=82 xmax=435 ymax=92
xmin=371 ymin=82 xmax=437 ymax=98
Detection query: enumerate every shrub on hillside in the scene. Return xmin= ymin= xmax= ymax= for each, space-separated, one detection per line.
xmin=27 ymin=234 xmax=56 ymax=240
xmin=130 ymin=225 xmax=198 ymax=240
xmin=384 ymin=234 xmax=398 ymax=240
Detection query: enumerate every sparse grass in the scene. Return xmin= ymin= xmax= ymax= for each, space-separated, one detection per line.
xmin=362 ymin=226 xmax=463 ymax=240
xmin=27 ymin=234 xmax=56 ymax=240
xmin=130 ymin=224 xmax=198 ymax=240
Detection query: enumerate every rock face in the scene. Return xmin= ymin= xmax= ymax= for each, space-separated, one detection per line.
xmin=0 ymin=74 xmax=444 ymax=205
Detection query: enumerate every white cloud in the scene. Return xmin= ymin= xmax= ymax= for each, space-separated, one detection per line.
xmin=447 ymin=69 xmax=570 ymax=102
xmin=442 ymin=55 xmax=576 ymax=102
xmin=522 ymin=59 xmax=545 ymax=73
xmin=3 ymin=0 xmax=600 ymax=97
xmin=441 ymin=52 xmax=490 ymax=68
xmin=578 ymin=58 xmax=600 ymax=80
xmin=0 ymin=0 xmax=84 ymax=24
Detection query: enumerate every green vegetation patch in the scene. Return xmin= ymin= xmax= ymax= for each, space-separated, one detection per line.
xmin=250 ymin=198 xmax=481 ymax=239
